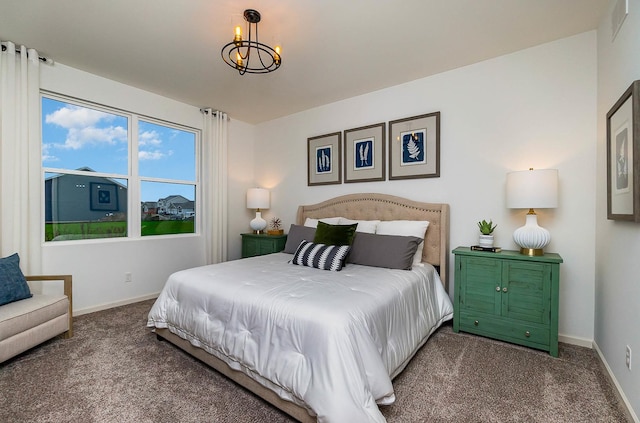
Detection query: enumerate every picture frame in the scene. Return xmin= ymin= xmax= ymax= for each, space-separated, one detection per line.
xmin=344 ymin=122 xmax=385 ymax=183
xmin=308 ymin=132 xmax=342 ymax=186
xmin=388 ymin=112 xmax=440 ymax=180
xmin=607 ymin=80 xmax=640 ymax=221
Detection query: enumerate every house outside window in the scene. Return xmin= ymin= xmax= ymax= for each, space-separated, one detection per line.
xmin=42 ymin=94 xmax=198 ymax=242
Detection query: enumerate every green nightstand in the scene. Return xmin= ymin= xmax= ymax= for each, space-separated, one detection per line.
xmin=452 ymin=246 xmax=563 ymax=357
xmin=241 ymin=233 xmax=287 ymax=258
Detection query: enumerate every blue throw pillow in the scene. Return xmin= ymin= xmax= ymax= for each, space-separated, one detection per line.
xmin=0 ymin=253 xmax=32 ymax=306
xmin=290 ymin=240 xmax=351 ymax=271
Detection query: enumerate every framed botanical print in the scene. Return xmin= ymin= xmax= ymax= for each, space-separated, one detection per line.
xmin=344 ymin=122 xmax=385 ymax=183
xmin=607 ymin=80 xmax=640 ymax=221
xmin=308 ymin=132 xmax=342 ymax=186
xmin=388 ymin=112 xmax=440 ymax=180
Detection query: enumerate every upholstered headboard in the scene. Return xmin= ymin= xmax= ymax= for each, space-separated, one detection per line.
xmin=296 ymin=193 xmax=450 ymax=290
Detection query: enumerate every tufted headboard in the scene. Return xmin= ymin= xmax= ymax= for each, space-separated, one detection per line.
xmin=296 ymin=193 xmax=450 ymax=290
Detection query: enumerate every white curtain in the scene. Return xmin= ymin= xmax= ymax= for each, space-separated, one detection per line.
xmin=0 ymin=41 xmax=42 ymax=273
xmin=202 ymin=109 xmax=228 ymax=264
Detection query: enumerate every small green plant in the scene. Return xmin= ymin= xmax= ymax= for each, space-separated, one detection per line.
xmin=477 ymin=219 xmax=497 ymax=235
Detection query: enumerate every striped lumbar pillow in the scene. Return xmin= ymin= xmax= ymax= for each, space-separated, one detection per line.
xmin=290 ymin=240 xmax=351 ymax=271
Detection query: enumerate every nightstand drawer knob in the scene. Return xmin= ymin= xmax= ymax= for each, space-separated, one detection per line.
xmin=502 ymin=287 xmax=508 ymax=293
xmin=496 ymin=286 xmax=501 ymax=292
xmin=474 ymin=320 xmax=479 ymax=326
xmin=525 ymin=331 xmax=530 ymax=337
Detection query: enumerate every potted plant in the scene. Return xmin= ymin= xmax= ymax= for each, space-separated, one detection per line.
xmin=477 ymin=219 xmax=497 ymax=248
xmin=267 ymin=217 xmax=284 ymax=235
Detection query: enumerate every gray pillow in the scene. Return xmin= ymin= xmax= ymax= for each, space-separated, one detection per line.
xmin=347 ymin=233 xmax=423 ymax=270
xmin=283 ymin=224 xmax=317 ymax=254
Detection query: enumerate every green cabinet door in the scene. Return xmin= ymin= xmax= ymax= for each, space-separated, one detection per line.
xmin=458 ymin=256 xmax=502 ymax=315
xmin=501 ymin=260 xmax=551 ymax=325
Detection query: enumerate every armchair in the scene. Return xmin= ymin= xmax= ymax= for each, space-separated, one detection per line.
xmin=0 ymin=275 xmax=73 ymax=363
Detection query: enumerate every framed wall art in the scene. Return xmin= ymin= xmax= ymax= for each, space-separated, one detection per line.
xmin=388 ymin=112 xmax=440 ymax=180
xmin=607 ymin=80 xmax=640 ymax=221
xmin=344 ymin=122 xmax=385 ymax=183
xmin=308 ymin=132 xmax=342 ymax=186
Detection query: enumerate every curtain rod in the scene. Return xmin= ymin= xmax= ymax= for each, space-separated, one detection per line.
xmin=1 ymin=43 xmax=53 ymax=64
xmin=200 ymin=109 xmax=229 ymax=120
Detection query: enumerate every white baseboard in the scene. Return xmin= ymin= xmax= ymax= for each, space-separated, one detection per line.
xmin=74 ymin=292 xmax=159 ymax=316
xmin=558 ymin=333 xmax=593 ymax=348
xmin=593 ymin=341 xmax=639 ymax=423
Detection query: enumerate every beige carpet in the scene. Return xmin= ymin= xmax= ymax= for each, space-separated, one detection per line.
xmin=0 ymin=299 xmax=631 ymax=422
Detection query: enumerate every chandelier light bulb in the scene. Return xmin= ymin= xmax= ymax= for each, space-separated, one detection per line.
xmin=274 ymin=46 xmax=281 ymax=64
xmin=234 ymin=26 xmax=242 ymax=44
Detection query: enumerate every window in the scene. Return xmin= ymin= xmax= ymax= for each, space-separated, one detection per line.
xmin=42 ymin=94 xmax=198 ymax=242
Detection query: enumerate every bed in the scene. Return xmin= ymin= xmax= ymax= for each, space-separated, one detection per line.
xmin=147 ymin=193 xmax=452 ymax=422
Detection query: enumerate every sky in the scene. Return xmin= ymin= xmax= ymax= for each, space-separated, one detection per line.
xmin=41 ymin=97 xmax=196 ymax=202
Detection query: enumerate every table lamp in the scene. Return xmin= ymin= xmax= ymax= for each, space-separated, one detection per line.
xmin=506 ymin=168 xmax=558 ymax=256
xmin=246 ymin=188 xmax=270 ymax=234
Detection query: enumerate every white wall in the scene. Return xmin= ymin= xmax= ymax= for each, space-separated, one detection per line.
xmin=254 ymin=32 xmax=598 ymax=343
xmin=596 ymin=0 xmax=640 ymax=419
xmin=40 ymin=63 xmax=255 ymax=312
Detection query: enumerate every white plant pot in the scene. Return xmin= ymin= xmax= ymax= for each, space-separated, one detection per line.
xmin=478 ymin=234 xmax=494 ymax=248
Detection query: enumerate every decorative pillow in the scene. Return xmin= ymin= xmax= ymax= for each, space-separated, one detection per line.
xmin=0 ymin=253 xmax=32 ymax=306
xmin=303 ymin=217 xmax=343 ymax=228
xmin=290 ymin=240 xmax=351 ymax=271
xmin=347 ymin=233 xmax=423 ymax=270
xmin=313 ymin=221 xmax=358 ymax=246
xmin=376 ymin=220 xmax=430 ymax=265
xmin=283 ymin=224 xmax=317 ymax=254
xmin=338 ymin=218 xmax=380 ymax=234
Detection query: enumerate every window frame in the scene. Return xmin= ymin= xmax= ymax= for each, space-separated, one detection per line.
xmin=41 ymin=92 xmax=201 ymax=243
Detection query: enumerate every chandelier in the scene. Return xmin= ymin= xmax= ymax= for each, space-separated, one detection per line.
xmin=220 ymin=9 xmax=281 ymax=75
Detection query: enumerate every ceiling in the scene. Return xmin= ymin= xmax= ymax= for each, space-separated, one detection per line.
xmin=1 ymin=0 xmax=610 ymax=124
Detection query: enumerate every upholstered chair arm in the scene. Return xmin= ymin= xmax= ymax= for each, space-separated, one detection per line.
xmin=25 ymin=275 xmax=73 ymax=338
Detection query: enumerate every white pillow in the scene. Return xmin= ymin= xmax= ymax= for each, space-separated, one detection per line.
xmin=338 ymin=218 xmax=380 ymax=234
xmin=303 ymin=217 xmax=343 ymax=228
xmin=375 ymin=220 xmax=430 ymax=265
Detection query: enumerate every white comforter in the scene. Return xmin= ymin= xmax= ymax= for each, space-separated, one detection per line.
xmin=147 ymin=253 xmax=453 ymax=422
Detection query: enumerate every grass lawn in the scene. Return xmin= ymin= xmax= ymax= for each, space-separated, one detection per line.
xmin=46 ymin=220 xmax=194 ymax=241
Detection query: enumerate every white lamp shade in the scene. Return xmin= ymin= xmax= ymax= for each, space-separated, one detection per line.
xmin=246 ymin=188 xmax=270 ymax=210
xmin=506 ymin=169 xmax=558 ymax=210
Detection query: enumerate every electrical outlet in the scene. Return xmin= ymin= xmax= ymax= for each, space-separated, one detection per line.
xmin=626 ymin=345 xmax=632 ymax=370
xmin=125 ymin=272 xmax=132 ymax=283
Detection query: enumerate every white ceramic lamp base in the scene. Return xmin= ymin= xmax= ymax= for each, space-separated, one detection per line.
xmin=250 ymin=211 xmax=267 ymax=234
xmin=513 ymin=212 xmax=550 ymax=256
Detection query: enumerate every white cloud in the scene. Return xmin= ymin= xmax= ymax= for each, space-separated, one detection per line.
xmin=41 ymin=143 xmax=59 ymax=163
xmin=46 ymin=105 xmax=127 ymax=150
xmin=45 ymin=105 xmax=113 ymax=128
xmin=139 ymin=130 xmax=162 ymax=147
xmin=139 ymin=149 xmax=173 ymax=161
xmin=55 ymin=126 xmax=128 ymax=150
